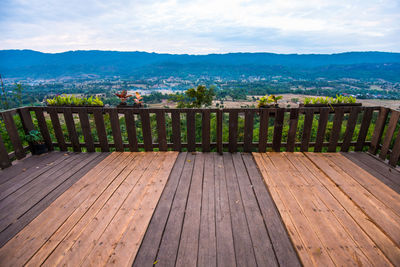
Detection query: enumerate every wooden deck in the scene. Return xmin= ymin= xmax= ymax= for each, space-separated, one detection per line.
xmin=254 ymin=152 xmax=400 ymax=266
xmin=0 ymin=151 xmax=399 ymax=266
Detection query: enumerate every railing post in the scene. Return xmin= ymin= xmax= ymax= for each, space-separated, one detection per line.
xmin=0 ymin=133 xmax=11 ymax=169
xmin=369 ymin=107 xmax=389 ymax=155
xmin=1 ymin=111 xmax=25 ymax=159
xmin=217 ymin=109 xmax=223 ymax=154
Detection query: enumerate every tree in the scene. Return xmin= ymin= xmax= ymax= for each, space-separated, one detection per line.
xmin=176 ymin=85 xmax=215 ymax=108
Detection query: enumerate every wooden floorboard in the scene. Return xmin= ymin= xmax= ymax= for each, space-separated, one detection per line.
xmin=342 ymin=152 xmax=400 ymax=193
xmin=134 ymin=152 xmax=299 ymax=267
xmin=0 ymin=152 xmax=109 ymax=248
xmin=0 ymin=152 xmax=178 ymax=266
xmin=254 ymin=152 xmax=400 ymax=266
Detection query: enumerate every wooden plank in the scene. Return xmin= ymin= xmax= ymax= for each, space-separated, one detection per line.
xmin=0 ymin=152 xmax=126 ymax=266
xmin=133 ymin=153 xmax=187 ymax=266
xmin=285 ymin=153 xmax=395 ymax=267
xmin=18 ymin=108 xmax=35 ymax=134
xmin=301 ymin=152 xmax=400 ymax=265
xmin=156 ymin=153 xmax=195 ymax=266
xmin=171 ymin=110 xmax=181 ymax=151
xmin=327 ymin=108 xmax=344 ymax=152
xmin=379 ymin=110 xmax=400 ymax=160
xmin=77 ymin=108 xmax=95 ymax=152
xmin=223 ymin=153 xmax=257 ymax=266
xmin=197 ymin=153 xmax=216 ymax=267
xmin=156 ymin=110 xmax=167 ymax=151
xmin=201 ymin=110 xmax=211 ymax=152
xmin=305 ymin=152 xmax=400 ymax=247
xmin=34 ymin=109 xmax=53 ymax=151
xmin=52 ymin=153 xmax=173 ymax=266
xmin=300 ymin=109 xmax=314 ymax=152
xmin=217 ymin=109 xmax=223 ymax=154
xmin=140 ymin=109 xmax=153 ymax=151
xmin=176 ymin=153 xmax=204 ymax=266
xmin=232 ymin=153 xmax=279 ymax=266
xmin=109 ymin=109 xmax=124 ymax=152
xmin=48 ymin=108 xmax=67 ymax=151
xmin=268 ymin=153 xmax=374 ymax=266
xmin=369 ymin=107 xmax=389 ymax=155
xmin=340 ymin=107 xmax=360 ymax=152
xmin=0 ymin=153 xmax=107 ymax=247
xmin=253 ymin=153 xmax=334 ymax=266
xmin=258 ymin=109 xmax=269 ymax=152
xmin=186 ymin=110 xmax=196 ymax=152
xmin=324 ymin=153 xmax=400 ymax=216
xmin=355 ymin=107 xmax=374 ymax=151
xmin=389 ymin=130 xmax=400 ymax=166
xmin=228 ymin=110 xmax=238 ymax=153
xmin=25 ymin=153 xmax=139 ymax=266
xmin=101 ymin=152 xmax=178 ymax=266
xmin=343 ymin=152 xmax=400 ymax=193
xmin=287 ymin=108 xmax=299 ymax=152
xmin=124 ymin=110 xmax=138 ymax=152
xmin=244 ymin=110 xmax=254 ymax=152
xmin=0 ymin=134 xmax=11 ymax=169
xmin=272 ymin=108 xmax=284 ymax=152
xmin=92 ymin=108 xmax=109 ymax=152
xmin=2 ymin=111 xmax=25 ymax=159
xmin=244 ymin=154 xmax=300 ymax=266
xmin=214 ymin=153 xmax=236 ymax=267
xmin=63 ymin=108 xmax=81 ymax=152
xmin=314 ymin=108 xmax=329 ymax=152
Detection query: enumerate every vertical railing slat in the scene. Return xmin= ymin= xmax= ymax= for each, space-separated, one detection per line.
xmin=244 ymin=110 xmax=254 ymax=152
xmin=272 ymin=109 xmax=284 ymax=152
xmin=340 ymin=107 xmax=360 ymax=152
xmin=2 ymin=111 xmax=25 ymax=159
xmin=109 ymin=109 xmax=124 ymax=152
xmin=34 ymin=108 xmax=53 ymax=151
xmin=186 ymin=110 xmax=196 ymax=152
xmin=124 ymin=110 xmax=138 ymax=152
xmin=258 ymin=109 xmax=269 ymax=153
xmin=369 ymin=107 xmax=389 ymax=155
xmin=228 ymin=110 xmax=238 ymax=153
xmin=18 ymin=108 xmax=35 ymax=134
xmin=327 ymin=108 xmax=344 ymax=152
xmin=77 ymin=108 xmax=95 ymax=152
xmin=300 ymin=109 xmax=314 ymax=152
xmin=379 ymin=110 xmax=399 ymax=160
xmin=389 ymin=130 xmax=400 ymax=166
xmin=171 ymin=110 xmax=181 ymax=151
xmin=140 ymin=109 xmax=153 ymax=151
xmin=286 ymin=109 xmax=299 ymax=152
xmin=0 ymin=133 xmax=11 ymax=169
xmin=63 ymin=108 xmax=81 ymax=152
xmin=156 ymin=110 xmax=167 ymax=151
xmin=93 ymin=108 xmax=109 ymax=152
xmin=355 ymin=107 xmax=373 ymax=151
xmin=217 ymin=109 xmax=223 ymax=154
xmin=48 ymin=108 xmax=67 ymax=151
xmin=202 ymin=110 xmax=211 ymax=152
xmin=314 ymin=108 xmax=330 ymax=152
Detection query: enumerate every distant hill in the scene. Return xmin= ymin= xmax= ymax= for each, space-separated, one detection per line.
xmin=1 ymin=50 xmax=400 ymax=81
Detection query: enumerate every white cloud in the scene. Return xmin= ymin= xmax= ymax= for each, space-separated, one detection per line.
xmin=0 ymin=0 xmax=399 ymax=53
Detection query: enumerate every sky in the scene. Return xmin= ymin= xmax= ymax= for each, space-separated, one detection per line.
xmin=1 ymin=0 xmax=399 ymax=54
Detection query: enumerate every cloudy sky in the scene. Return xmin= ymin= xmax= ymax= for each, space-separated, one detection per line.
xmin=1 ymin=0 xmax=399 ymax=54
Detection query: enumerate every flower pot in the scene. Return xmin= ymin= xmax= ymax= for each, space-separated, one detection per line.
xmin=31 ymin=143 xmax=48 ymax=155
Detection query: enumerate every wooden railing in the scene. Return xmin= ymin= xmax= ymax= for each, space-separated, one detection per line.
xmin=1 ymin=106 xmax=399 ymax=169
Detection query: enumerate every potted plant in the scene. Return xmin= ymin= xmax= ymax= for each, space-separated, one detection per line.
xmin=115 ymin=90 xmax=132 ymax=106
xmin=25 ymin=130 xmax=48 ymax=155
xmin=133 ymin=92 xmax=143 ymax=107
xmin=257 ymin=94 xmax=282 ymax=108
xmin=301 ymin=95 xmax=361 ymax=107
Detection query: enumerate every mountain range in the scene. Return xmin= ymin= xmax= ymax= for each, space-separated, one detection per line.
xmin=1 ymin=50 xmax=400 ymax=82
